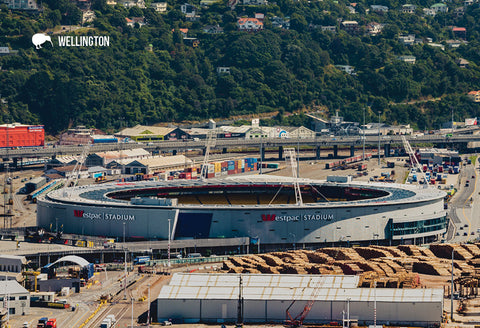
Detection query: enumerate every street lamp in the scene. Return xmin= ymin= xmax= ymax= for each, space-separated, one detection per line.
xmin=123 ymin=222 xmax=127 ymax=300
xmin=131 ymin=297 xmax=134 ymax=328
xmin=168 ymin=218 xmax=171 ymax=267
xmin=147 ymin=284 xmax=151 ymax=327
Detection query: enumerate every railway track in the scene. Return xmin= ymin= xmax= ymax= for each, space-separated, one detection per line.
xmin=80 ymin=273 xmax=145 ymax=328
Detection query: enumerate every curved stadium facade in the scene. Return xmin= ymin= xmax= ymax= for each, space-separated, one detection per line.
xmin=37 ymin=176 xmax=447 ymax=246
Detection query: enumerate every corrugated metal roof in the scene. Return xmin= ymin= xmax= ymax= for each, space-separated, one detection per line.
xmin=129 ymin=155 xmax=192 ymax=167
xmin=117 ymin=125 xmax=176 ymax=137
xmin=0 ymin=254 xmax=26 ymax=264
xmin=159 ymin=275 xmax=442 ymax=303
xmin=158 ymin=273 xmax=442 ymax=303
xmin=0 ymin=280 xmax=29 ymax=295
xmin=169 ymin=273 xmax=359 ymax=289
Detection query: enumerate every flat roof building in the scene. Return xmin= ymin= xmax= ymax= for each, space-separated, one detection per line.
xmin=157 ymin=273 xmax=443 ymax=326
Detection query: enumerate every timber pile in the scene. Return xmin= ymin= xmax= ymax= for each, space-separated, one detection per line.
xmin=318 ymin=247 xmax=363 ymax=261
xmin=412 ymin=261 xmax=450 ymax=276
xmin=398 ymin=245 xmax=425 ymax=257
xmin=302 ymin=250 xmax=334 ymax=264
xmin=371 ymin=245 xmax=407 ymax=257
xmin=461 ymin=244 xmax=480 ymax=257
xmin=258 ymin=254 xmax=284 ymax=266
xmin=430 ymin=244 xmax=473 ymax=260
xmin=355 ymin=247 xmax=392 ymax=259
xmin=221 ymin=245 xmax=480 ymax=280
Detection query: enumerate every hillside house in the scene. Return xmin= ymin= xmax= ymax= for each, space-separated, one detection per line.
xmin=366 ymin=22 xmax=384 ymax=35
xmin=4 ymin=0 xmax=39 ymax=9
xmin=423 ymin=8 xmax=436 ymax=16
xmin=216 ymin=67 xmax=231 ymax=74
xmin=452 ymin=26 xmax=466 ymax=39
xmin=237 ymin=17 xmax=264 ymax=31
xmin=431 ymin=3 xmax=448 ymax=13
xmin=370 ymin=5 xmax=388 ymax=12
xmin=242 ymin=0 xmax=267 ymax=5
xmin=125 ymin=17 xmax=146 ymax=27
xmin=398 ymin=55 xmax=416 ymax=64
xmin=341 ymin=21 xmax=359 ymax=34
xmin=151 ymin=2 xmax=167 ymax=12
xmin=468 ymin=91 xmax=480 ymax=102
xmin=456 ymin=58 xmax=469 ymax=68
xmin=203 ymin=25 xmax=224 ymax=34
xmin=320 ymin=26 xmax=336 ymax=33
xmin=271 ymin=16 xmax=290 ymax=29
xmin=181 ymin=3 xmax=197 ymax=14
xmin=398 ymin=34 xmax=415 ymax=45
xmin=402 ymin=4 xmax=416 ymax=13
xmin=335 ymin=65 xmax=356 ymax=75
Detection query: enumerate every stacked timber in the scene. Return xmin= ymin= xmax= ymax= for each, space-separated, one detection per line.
xmin=461 ymin=244 xmax=480 ymax=257
xmin=371 ymin=245 xmax=407 ymax=257
xmin=303 ymin=250 xmax=334 ymax=264
xmin=318 ymin=247 xmax=363 ymax=261
xmin=258 ymin=254 xmax=284 ymax=266
xmin=430 ymin=244 xmax=473 ymax=260
xmin=398 ymin=245 xmax=425 ymax=257
xmin=355 ymin=247 xmax=392 ymax=259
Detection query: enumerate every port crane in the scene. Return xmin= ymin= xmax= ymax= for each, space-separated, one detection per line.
xmin=200 ymin=129 xmax=216 ymax=180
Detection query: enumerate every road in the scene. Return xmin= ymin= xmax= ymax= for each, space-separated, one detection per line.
xmin=448 ymin=162 xmax=478 ymax=242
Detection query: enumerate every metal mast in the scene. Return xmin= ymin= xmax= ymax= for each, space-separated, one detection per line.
xmin=62 ymin=142 xmax=91 ymax=196
xmin=200 ymin=130 xmax=216 ymax=180
xmin=402 ymin=136 xmax=429 ymax=186
xmin=285 ymin=148 xmax=303 ymax=205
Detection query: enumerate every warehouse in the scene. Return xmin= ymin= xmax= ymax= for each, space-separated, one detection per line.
xmin=0 ymin=280 xmax=30 ymax=315
xmin=157 ymin=273 xmax=443 ymax=326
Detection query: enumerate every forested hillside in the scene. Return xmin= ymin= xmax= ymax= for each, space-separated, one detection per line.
xmin=1 ymin=0 xmax=480 ymax=134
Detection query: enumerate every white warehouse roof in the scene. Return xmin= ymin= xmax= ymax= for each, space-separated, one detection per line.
xmin=169 ymin=273 xmax=359 ymax=289
xmin=159 ymin=273 xmax=442 ymax=303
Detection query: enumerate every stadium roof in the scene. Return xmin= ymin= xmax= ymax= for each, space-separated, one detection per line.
xmin=158 ymin=273 xmax=442 ymax=302
xmin=47 ymin=175 xmax=445 ymax=208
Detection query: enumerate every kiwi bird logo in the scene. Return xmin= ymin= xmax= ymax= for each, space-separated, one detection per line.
xmin=32 ymin=33 xmax=53 ymax=49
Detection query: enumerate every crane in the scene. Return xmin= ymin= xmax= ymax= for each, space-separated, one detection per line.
xmin=200 ymin=129 xmax=216 ymax=180
xmin=285 ymin=277 xmax=323 ymax=327
xmin=401 ymin=136 xmax=429 ymax=186
xmin=62 ymin=141 xmax=91 ymax=196
xmin=284 ymin=148 xmax=303 ymax=205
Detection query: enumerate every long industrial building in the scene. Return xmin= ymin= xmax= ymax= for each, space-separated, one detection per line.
xmin=157 ymin=273 xmax=443 ymax=326
xmin=36 ymin=175 xmax=447 ymax=246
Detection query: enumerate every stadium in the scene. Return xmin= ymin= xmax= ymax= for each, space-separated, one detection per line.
xmin=36 ymin=176 xmax=447 ymax=246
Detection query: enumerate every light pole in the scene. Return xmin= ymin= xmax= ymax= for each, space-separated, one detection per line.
xmin=131 ymin=297 xmax=134 ymax=328
xmin=363 ymin=105 xmax=366 ymax=162
xmin=168 ymin=218 xmax=171 ymax=267
xmin=451 ymin=249 xmax=454 ymax=322
xmin=374 ymin=281 xmax=377 ymax=327
xmin=123 ymin=222 xmax=127 ymax=300
xmin=147 ymin=284 xmax=151 ymax=327
xmin=378 ymin=111 xmax=381 ymax=166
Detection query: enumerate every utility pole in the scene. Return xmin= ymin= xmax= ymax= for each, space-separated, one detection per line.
xmin=168 ymin=218 xmax=171 ymax=267
xmin=123 ymin=222 xmax=127 ymax=300
xmin=236 ymin=274 xmax=243 ymax=328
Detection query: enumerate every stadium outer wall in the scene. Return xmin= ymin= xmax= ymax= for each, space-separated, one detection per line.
xmin=36 ymin=177 xmax=447 ymax=246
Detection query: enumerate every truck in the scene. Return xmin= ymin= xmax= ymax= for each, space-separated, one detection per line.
xmin=133 ymin=256 xmax=151 ymax=265
xmin=100 ymin=318 xmax=112 ymax=328
xmin=45 ymin=319 xmax=56 ymax=328
xmin=37 ymin=317 xmax=49 ymax=328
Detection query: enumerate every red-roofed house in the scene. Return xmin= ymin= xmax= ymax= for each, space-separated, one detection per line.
xmin=126 ymin=17 xmax=146 ymax=27
xmin=172 ymin=28 xmax=189 ymax=37
xmin=452 ymin=27 xmax=466 ymax=39
xmin=237 ymin=17 xmax=263 ymax=31
xmin=468 ymin=91 xmax=480 ymax=102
